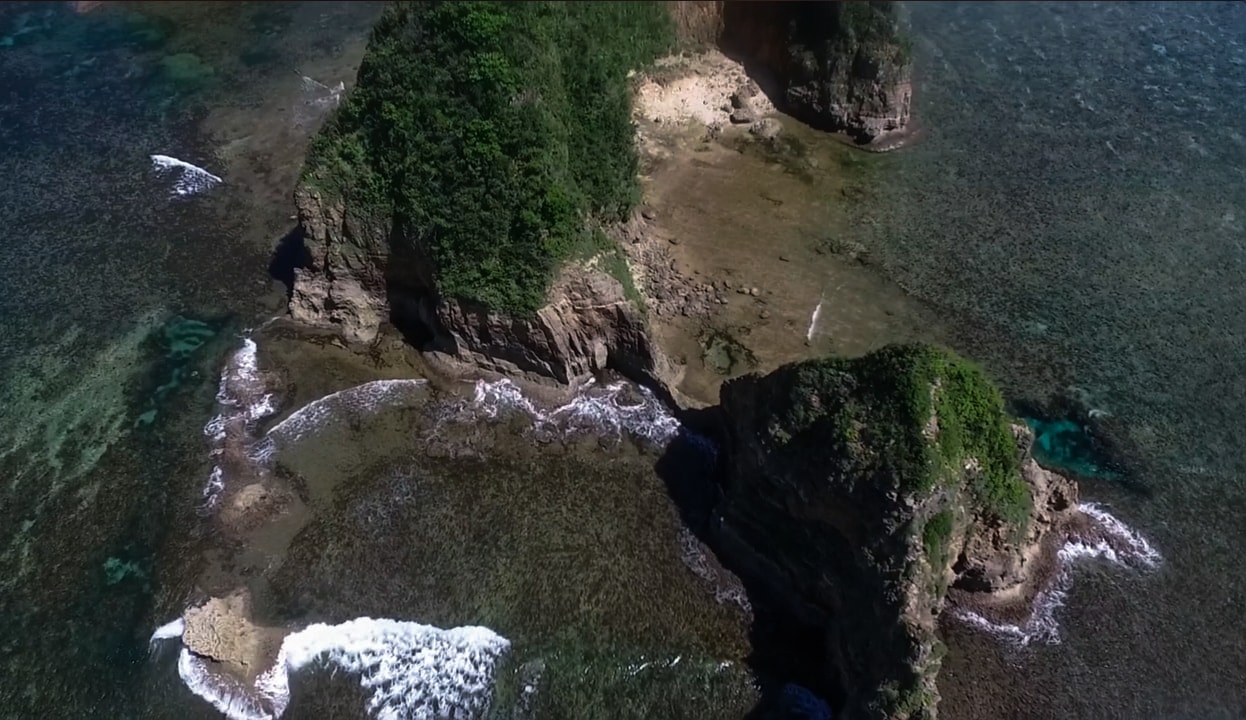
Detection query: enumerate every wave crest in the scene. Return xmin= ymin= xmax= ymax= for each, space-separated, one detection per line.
xmin=168 ymin=618 xmax=509 ymax=720
xmin=151 ymin=154 xmax=223 ymax=197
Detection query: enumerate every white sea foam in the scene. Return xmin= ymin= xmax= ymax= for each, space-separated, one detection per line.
xmin=546 ymin=381 xmax=682 ymax=446
xmin=199 ymin=337 xmax=279 ymax=505
xmin=295 ymin=73 xmax=346 ymax=127
xmin=260 ymin=379 xmax=429 ymax=451
xmin=202 ymin=465 xmax=225 ymax=507
xmin=149 ymin=618 xmax=185 ymax=651
xmin=172 ymin=618 xmax=509 ymax=720
xmin=458 ymin=377 xmax=689 ymax=450
xmin=151 ymin=154 xmax=223 ymax=197
xmin=954 ymin=502 xmax=1161 ymax=647
xmin=179 ymin=649 xmax=274 ymax=720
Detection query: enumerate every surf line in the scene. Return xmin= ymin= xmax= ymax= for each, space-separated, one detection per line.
xmin=150 ymin=154 xmax=223 ymax=197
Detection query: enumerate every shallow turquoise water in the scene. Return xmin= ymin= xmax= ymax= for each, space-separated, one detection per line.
xmin=851 ymin=3 xmax=1246 ymax=717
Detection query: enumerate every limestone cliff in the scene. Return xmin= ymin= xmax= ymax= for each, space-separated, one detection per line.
xmin=713 ymin=345 xmax=1076 ymax=719
xmin=287 ymin=2 xmax=678 ymax=387
xmin=671 ymin=1 xmax=913 ymax=143
xmin=290 ymin=187 xmax=671 ymax=386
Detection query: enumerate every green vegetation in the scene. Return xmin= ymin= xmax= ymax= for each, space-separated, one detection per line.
xmin=303 ymin=1 xmax=674 ymax=315
xmin=768 ymin=344 xmax=1031 ymax=528
xmin=922 ymin=509 xmax=955 ymax=570
xmin=876 ymin=679 xmax=931 ymax=719
xmin=832 ymin=1 xmax=912 ymax=67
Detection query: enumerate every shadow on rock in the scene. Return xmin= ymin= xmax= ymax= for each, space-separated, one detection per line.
xmin=268 ymin=224 xmax=309 ymax=300
xmin=654 ymin=408 xmax=843 ymax=720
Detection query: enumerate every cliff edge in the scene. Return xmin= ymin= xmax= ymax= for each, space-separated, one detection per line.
xmin=289 ymin=2 xmax=677 ymax=386
xmin=715 ymin=345 xmax=1076 ymax=718
xmin=287 ymin=1 xmax=916 ymax=385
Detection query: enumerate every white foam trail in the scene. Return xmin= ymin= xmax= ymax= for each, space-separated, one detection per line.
xmin=954 ymin=502 xmax=1161 ymax=647
xmin=173 ymin=618 xmax=509 ymax=720
xmin=150 ymin=618 xmax=185 ymax=650
xmin=200 ymin=337 xmax=279 ymax=506
xmin=261 ymin=379 xmax=428 ymax=449
xmin=806 ymin=299 xmax=823 ymax=342
xmin=179 ymin=649 xmax=273 ymax=720
xmin=460 ymin=378 xmax=689 ymax=449
xmin=546 ymin=381 xmax=681 ymax=447
xmin=151 ymin=154 xmax=223 ymax=197
xmin=295 ymin=72 xmax=346 ymax=127
xmin=281 ymin=619 xmax=508 ymax=720
xmin=202 ymin=465 xmax=225 ymax=507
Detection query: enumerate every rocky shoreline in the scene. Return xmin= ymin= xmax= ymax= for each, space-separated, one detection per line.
xmin=166 ymin=4 xmax=1119 ymax=720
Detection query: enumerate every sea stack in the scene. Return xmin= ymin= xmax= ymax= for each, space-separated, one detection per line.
xmin=713 ymin=344 xmax=1077 ymax=718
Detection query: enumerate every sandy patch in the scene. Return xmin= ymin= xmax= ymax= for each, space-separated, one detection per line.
xmin=633 ymin=51 xmax=775 ymax=128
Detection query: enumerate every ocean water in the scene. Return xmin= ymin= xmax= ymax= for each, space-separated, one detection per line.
xmin=850 ymin=2 xmax=1246 ymax=718
xmin=5 ymin=2 xmax=1244 ymax=720
xmin=0 ymin=2 xmax=380 ymax=717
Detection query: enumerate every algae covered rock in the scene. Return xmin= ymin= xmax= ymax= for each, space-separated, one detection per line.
xmin=714 ymin=344 xmax=1075 ymax=719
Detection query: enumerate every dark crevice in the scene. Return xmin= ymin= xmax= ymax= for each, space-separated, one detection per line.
xmin=267 ymin=225 xmax=309 ymax=300
xmin=654 ymin=411 xmax=845 ymax=719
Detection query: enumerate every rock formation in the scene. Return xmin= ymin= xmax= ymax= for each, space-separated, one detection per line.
xmin=287 ymin=1 xmax=915 ymax=383
xmin=183 ymin=589 xmax=284 ymax=680
xmin=290 ymin=187 xmax=673 ymax=387
xmin=713 ymin=345 xmax=1076 ymax=719
xmin=671 ymin=0 xmax=914 ymax=143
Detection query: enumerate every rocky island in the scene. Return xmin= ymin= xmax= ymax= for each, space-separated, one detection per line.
xmin=176 ymin=3 xmax=1085 ymax=719
xmin=714 ymin=345 xmax=1076 ymax=718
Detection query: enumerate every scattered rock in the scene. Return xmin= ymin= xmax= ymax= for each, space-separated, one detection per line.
xmin=779 ymin=254 xmax=790 ymax=262
xmin=749 ymin=287 xmax=760 ymax=297
xmin=641 ymin=207 xmax=657 ymax=220
xmin=668 ymin=237 xmax=680 ymax=245
xmin=730 ymin=83 xmax=758 ymax=108
xmin=729 ymin=107 xmax=755 ymax=125
xmin=749 ymin=117 xmax=783 ymax=141
xmin=759 ymin=310 xmax=771 ymax=320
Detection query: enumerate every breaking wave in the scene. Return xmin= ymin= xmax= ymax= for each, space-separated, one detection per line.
xmin=199 ymin=338 xmax=278 ymax=509
xmin=954 ymin=502 xmax=1161 ymax=646
xmin=259 ymin=379 xmax=429 ymax=452
xmin=164 ymin=618 xmax=509 ymax=720
xmin=456 ymin=377 xmax=692 ymax=451
xmin=151 ymin=154 xmax=223 ymax=197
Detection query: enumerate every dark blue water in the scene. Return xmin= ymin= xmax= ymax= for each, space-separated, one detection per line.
xmin=0 ymin=3 xmax=379 ymax=717
xmin=853 ymin=3 xmax=1246 ymax=718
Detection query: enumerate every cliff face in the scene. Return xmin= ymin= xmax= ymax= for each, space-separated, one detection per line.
xmin=714 ymin=345 xmax=1075 ymax=719
xmin=290 ymin=188 xmax=671 ymax=386
xmin=671 ymin=1 xmax=913 ymax=143
xmin=288 ymin=2 xmax=679 ymax=387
